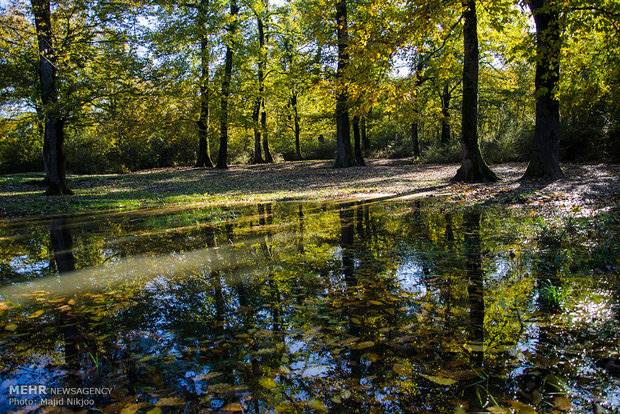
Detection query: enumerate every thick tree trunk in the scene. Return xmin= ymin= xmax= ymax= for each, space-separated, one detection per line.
xmin=522 ymin=0 xmax=564 ymax=180
xmin=252 ymin=98 xmax=264 ymax=163
xmin=452 ymin=0 xmax=497 ymax=182
xmin=196 ymin=0 xmax=214 ymax=168
xmin=256 ymin=5 xmax=273 ymax=163
xmin=334 ymin=0 xmax=353 ymax=168
xmin=31 ymin=0 xmax=71 ymax=195
xmin=216 ymin=0 xmax=239 ymax=169
xmin=291 ymin=92 xmax=302 ymax=160
xmin=440 ymin=82 xmax=451 ymax=145
xmin=411 ymin=122 xmax=421 ymax=157
xmin=361 ymin=116 xmax=369 ymax=157
xmin=352 ymin=115 xmax=365 ymax=166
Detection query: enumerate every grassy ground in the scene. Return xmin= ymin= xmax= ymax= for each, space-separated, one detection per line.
xmin=1 ymin=159 xmax=618 ymax=220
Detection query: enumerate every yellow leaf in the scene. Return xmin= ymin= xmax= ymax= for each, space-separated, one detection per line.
xmin=146 ymin=408 xmax=162 ymax=414
xmin=486 ymin=407 xmax=511 ymax=414
xmin=420 ymin=373 xmax=457 ymax=386
xmin=354 ymin=341 xmax=375 ymax=350
xmin=119 ymin=403 xmax=143 ymax=414
xmin=67 ymin=299 xmax=76 ymax=305
xmin=259 ymin=377 xmax=277 ymax=389
xmin=392 ymin=364 xmax=409 ymax=376
xmin=4 ymin=323 xmax=17 ymax=332
xmin=554 ymin=396 xmax=571 ymax=411
xmin=155 ymin=397 xmax=184 ymax=406
xmin=28 ymin=310 xmax=45 ymax=318
xmin=222 ymin=403 xmax=243 ymax=411
xmin=509 ymin=400 xmax=537 ymax=414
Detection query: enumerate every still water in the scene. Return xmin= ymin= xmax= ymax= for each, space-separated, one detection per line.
xmin=0 ymin=200 xmax=618 ymax=413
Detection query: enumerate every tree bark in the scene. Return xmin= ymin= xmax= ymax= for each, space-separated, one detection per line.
xmin=522 ymin=0 xmax=564 ymax=180
xmin=440 ymin=82 xmax=451 ymax=145
xmin=352 ymin=115 xmax=365 ymax=166
xmin=31 ymin=0 xmax=71 ymax=194
xmin=196 ymin=0 xmax=214 ymax=168
xmin=452 ymin=0 xmax=497 ymax=182
xmin=361 ymin=116 xmax=369 ymax=157
xmin=216 ymin=0 xmax=239 ymax=169
xmin=411 ymin=122 xmax=421 ymax=157
xmin=291 ymin=92 xmax=302 ymax=160
xmin=252 ymin=97 xmax=264 ymax=163
xmin=334 ymin=0 xmax=353 ymax=168
xmin=256 ymin=3 xmax=273 ymax=163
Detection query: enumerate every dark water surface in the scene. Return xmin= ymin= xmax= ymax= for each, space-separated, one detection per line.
xmin=0 ymin=200 xmax=618 ymax=413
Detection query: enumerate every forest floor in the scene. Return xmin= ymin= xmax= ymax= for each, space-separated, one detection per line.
xmin=0 ymin=159 xmax=618 ymax=220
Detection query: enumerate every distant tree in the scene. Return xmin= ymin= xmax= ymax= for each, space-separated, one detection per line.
xmin=216 ymin=0 xmax=239 ymax=169
xmin=196 ymin=0 xmax=215 ymax=168
xmin=31 ymin=0 xmax=72 ymax=194
xmin=452 ymin=0 xmax=497 ymax=182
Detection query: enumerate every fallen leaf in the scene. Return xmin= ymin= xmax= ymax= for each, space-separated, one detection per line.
xmin=222 ymin=402 xmax=243 ymax=412
xmin=420 ymin=373 xmax=457 ymax=386
xmin=4 ymin=323 xmax=17 ymax=332
xmin=509 ymin=400 xmax=537 ymax=414
xmin=259 ymin=377 xmax=277 ymax=389
xmin=28 ymin=310 xmax=45 ymax=318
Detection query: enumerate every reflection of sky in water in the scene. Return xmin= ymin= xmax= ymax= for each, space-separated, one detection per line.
xmin=10 ymin=255 xmax=48 ymax=276
xmin=396 ymin=257 xmax=427 ymax=298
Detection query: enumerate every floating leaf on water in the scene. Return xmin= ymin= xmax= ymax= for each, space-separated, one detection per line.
xmin=486 ymin=407 xmax=511 ymax=414
xmin=4 ymin=323 xmax=17 ymax=332
xmin=119 ymin=403 xmax=143 ymax=414
xmin=194 ymin=371 xmax=223 ymax=381
xmin=365 ymin=353 xmax=381 ymax=362
xmin=392 ymin=364 xmax=409 ymax=376
xmin=155 ymin=397 xmax=184 ymax=406
xmin=258 ymin=377 xmax=277 ymax=389
xmin=28 ymin=309 xmax=45 ymax=318
xmin=420 ymin=373 xmax=457 ymax=386
xmin=553 ymin=396 xmax=571 ymax=411
xmin=222 ymin=402 xmax=243 ymax=411
xmin=145 ymin=408 xmax=162 ymax=414
xmin=306 ymin=399 xmax=327 ymax=412
xmin=508 ymin=400 xmax=538 ymax=414
xmin=354 ymin=341 xmax=375 ymax=350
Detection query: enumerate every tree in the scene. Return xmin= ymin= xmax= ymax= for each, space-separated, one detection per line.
xmin=216 ymin=0 xmax=239 ymax=169
xmin=31 ymin=0 xmax=72 ymax=194
xmin=452 ymin=0 xmax=497 ymax=182
xmin=334 ymin=0 xmax=354 ymax=168
xmin=196 ymin=0 xmax=215 ymax=168
xmin=521 ymin=0 xmax=564 ymax=180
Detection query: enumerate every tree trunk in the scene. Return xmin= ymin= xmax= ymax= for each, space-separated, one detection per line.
xmin=464 ymin=209 xmax=485 ymax=375
xmin=361 ymin=116 xmax=369 ymax=157
xmin=196 ymin=0 xmax=214 ymax=168
xmin=252 ymin=97 xmax=264 ymax=163
xmin=291 ymin=92 xmax=302 ymax=160
xmin=216 ymin=0 xmax=239 ymax=169
xmin=522 ymin=0 xmax=564 ymax=180
xmin=352 ymin=115 xmax=365 ymax=166
xmin=31 ymin=0 xmax=71 ymax=195
xmin=334 ymin=0 xmax=353 ymax=168
xmin=440 ymin=82 xmax=451 ymax=145
xmin=256 ymin=4 xmax=273 ymax=163
xmin=452 ymin=0 xmax=497 ymax=182
xmin=411 ymin=122 xmax=421 ymax=157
